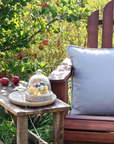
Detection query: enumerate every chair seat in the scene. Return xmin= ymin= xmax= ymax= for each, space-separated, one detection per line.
xmin=65 ymin=115 xmax=114 ymax=132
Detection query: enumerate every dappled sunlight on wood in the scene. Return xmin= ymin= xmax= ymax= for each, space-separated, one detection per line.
xmin=0 ymin=81 xmax=71 ymax=116
xmin=48 ymin=58 xmax=72 ymax=82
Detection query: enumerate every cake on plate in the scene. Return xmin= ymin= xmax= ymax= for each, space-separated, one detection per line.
xmin=25 ymin=69 xmax=52 ymax=102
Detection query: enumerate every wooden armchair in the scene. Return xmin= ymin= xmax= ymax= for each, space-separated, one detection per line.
xmin=48 ymin=0 xmax=114 ymax=144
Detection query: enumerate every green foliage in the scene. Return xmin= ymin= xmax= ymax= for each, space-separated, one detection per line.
xmin=0 ymin=0 xmax=89 ymax=52
xmin=0 ymin=0 xmax=31 ymax=52
xmin=0 ymin=106 xmax=16 ymax=144
xmin=0 ymin=52 xmax=47 ymax=81
xmin=0 ymin=0 xmax=90 ymax=77
xmin=29 ymin=113 xmax=53 ymax=143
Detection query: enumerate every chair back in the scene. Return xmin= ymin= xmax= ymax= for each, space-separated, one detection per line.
xmin=87 ymin=0 xmax=114 ymax=48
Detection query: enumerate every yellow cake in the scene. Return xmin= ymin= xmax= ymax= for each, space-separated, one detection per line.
xmin=29 ymin=81 xmax=48 ymax=96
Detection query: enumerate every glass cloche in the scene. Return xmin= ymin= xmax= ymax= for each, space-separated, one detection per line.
xmin=25 ymin=69 xmax=52 ymax=102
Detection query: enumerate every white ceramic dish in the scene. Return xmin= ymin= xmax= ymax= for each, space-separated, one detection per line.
xmin=8 ymin=90 xmax=56 ymax=107
xmin=25 ymin=91 xmax=53 ymax=102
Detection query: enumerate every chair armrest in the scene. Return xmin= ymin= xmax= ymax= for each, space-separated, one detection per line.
xmin=48 ymin=58 xmax=72 ymax=107
xmin=48 ymin=58 xmax=72 ymax=83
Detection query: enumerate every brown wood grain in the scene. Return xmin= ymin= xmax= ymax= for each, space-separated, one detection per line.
xmin=53 ymin=112 xmax=64 ymax=144
xmin=48 ymin=58 xmax=72 ymax=83
xmin=87 ymin=10 xmax=99 ymax=48
xmin=65 ymin=115 xmax=114 ymax=122
xmin=64 ymin=131 xmax=114 ymax=143
xmin=102 ymin=0 xmax=113 ymax=48
xmin=64 ymin=118 xmax=114 ymax=132
xmin=64 ymin=141 xmax=109 ymax=144
xmin=0 ymin=140 xmax=4 ymax=144
xmin=49 ymin=58 xmax=72 ymax=115
xmin=28 ymin=130 xmax=48 ymax=144
xmin=51 ymin=80 xmax=69 ymax=116
xmin=17 ymin=116 xmax=28 ymax=144
xmin=51 ymin=82 xmax=68 ymax=104
xmin=0 ymin=82 xmax=71 ymax=116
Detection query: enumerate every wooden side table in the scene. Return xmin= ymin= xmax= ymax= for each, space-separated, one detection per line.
xmin=0 ymin=81 xmax=71 ymax=144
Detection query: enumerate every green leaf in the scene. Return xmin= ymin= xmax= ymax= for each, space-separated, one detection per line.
xmin=0 ymin=34 xmax=3 ymax=39
xmin=22 ymin=32 xmax=28 ymax=39
xmin=69 ymin=14 xmax=78 ymax=21
xmin=54 ymin=28 xmax=60 ymax=33
xmin=21 ymin=66 xmax=25 ymax=72
xmin=66 ymin=17 xmax=72 ymax=22
xmin=15 ymin=49 xmax=21 ymax=53
xmin=40 ymin=62 xmax=46 ymax=67
xmin=21 ymin=1 xmax=27 ymax=6
xmin=50 ymin=6 xmax=57 ymax=18
xmin=8 ymin=60 xmax=15 ymax=67
xmin=16 ymin=29 xmax=21 ymax=37
xmin=25 ymin=21 xmax=30 ymax=27
xmin=19 ymin=42 xmax=25 ymax=46
xmin=16 ymin=4 xmax=22 ymax=11
xmin=22 ymin=56 xmax=28 ymax=63
xmin=39 ymin=7 xmax=46 ymax=15
xmin=36 ymin=23 xmax=41 ymax=29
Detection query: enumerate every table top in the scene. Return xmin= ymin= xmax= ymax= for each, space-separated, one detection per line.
xmin=0 ymin=81 xmax=71 ymax=116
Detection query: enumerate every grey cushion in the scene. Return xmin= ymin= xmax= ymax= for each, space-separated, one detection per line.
xmin=67 ymin=45 xmax=114 ymax=115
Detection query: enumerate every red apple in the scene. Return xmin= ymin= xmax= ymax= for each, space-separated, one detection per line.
xmin=42 ymin=2 xmax=47 ymax=8
xmin=56 ymin=41 xmax=61 ymax=47
xmin=39 ymin=45 xmax=44 ymax=50
xmin=1 ymin=77 xmax=9 ymax=85
xmin=17 ymin=53 xmax=23 ymax=60
xmin=42 ymin=39 xmax=48 ymax=45
xmin=11 ymin=76 xmax=20 ymax=85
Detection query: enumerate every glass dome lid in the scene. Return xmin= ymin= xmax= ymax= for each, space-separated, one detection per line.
xmin=28 ymin=69 xmax=51 ymax=96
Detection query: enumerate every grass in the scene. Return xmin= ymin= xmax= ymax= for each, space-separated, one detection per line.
xmin=0 ymin=106 xmax=16 ymax=144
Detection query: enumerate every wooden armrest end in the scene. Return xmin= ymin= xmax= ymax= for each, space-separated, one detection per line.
xmin=48 ymin=58 xmax=72 ymax=83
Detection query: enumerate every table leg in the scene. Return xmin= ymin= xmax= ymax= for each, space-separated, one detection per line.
xmin=53 ymin=111 xmax=64 ymax=144
xmin=17 ymin=116 xmax=28 ymax=144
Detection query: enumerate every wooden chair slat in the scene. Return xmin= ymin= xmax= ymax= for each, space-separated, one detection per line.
xmin=64 ymin=131 xmax=114 ymax=143
xmin=65 ymin=115 xmax=114 ymax=121
xmin=64 ymin=141 xmax=110 ymax=144
xmin=99 ymin=20 xmax=114 ymax=25
xmin=64 ymin=119 xmax=114 ymax=131
xmin=87 ymin=10 xmax=99 ymax=48
xmin=102 ymin=1 xmax=113 ymax=48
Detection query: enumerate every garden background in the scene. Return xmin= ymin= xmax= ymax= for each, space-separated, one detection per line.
xmin=0 ymin=0 xmax=111 ymax=143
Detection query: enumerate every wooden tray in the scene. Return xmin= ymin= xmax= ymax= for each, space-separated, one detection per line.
xmin=8 ymin=90 xmax=56 ymax=107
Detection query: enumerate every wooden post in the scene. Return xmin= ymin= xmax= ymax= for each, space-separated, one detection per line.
xmin=0 ymin=140 xmax=5 ymax=144
xmin=53 ymin=112 xmax=64 ymax=144
xmin=17 ymin=116 xmax=28 ymax=144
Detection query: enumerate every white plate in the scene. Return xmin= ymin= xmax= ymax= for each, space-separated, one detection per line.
xmin=8 ymin=90 xmax=56 ymax=107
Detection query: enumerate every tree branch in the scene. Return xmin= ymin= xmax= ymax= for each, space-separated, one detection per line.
xmin=29 ymin=17 xmax=63 ymax=41
xmin=1 ymin=17 xmax=64 ymax=52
